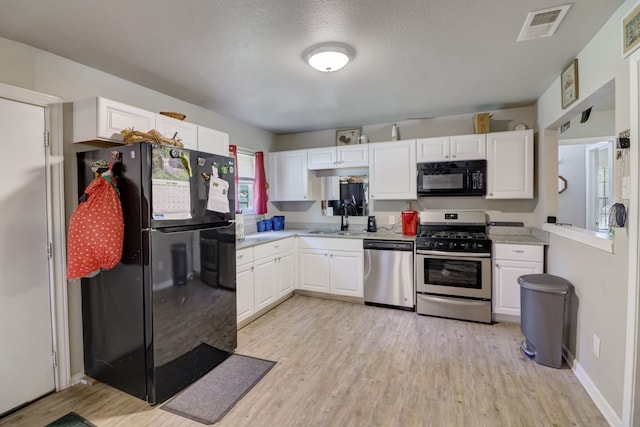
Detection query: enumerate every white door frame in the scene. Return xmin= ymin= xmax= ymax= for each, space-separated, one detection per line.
xmin=584 ymin=140 xmax=614 ymax=232
xmin=0 ymin=82 xmax=70 ymax=391
xmin=623 ymin=50 xmax=640 ymax=427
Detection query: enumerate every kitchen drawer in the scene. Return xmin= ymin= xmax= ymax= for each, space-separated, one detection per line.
xmin=236 ymin=247 xmax=254 ymax=266
xmin=494 ymin=244 xmax=543 ymax=262
xmin=253 ymin=237 xmax=294 ymax=259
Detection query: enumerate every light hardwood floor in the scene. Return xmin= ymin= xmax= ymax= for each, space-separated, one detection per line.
xmin=1 ymin=295 xmax=607 ymax=427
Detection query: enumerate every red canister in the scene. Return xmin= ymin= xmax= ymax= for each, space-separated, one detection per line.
xmin=401 ymin=210 xmax=418 ymax=236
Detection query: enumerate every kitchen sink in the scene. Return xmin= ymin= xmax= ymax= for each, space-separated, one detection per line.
xmin=335 ymin=231 xmax=364 ymax=236
xmin=306 ymin=230 xmax=365 ymax=236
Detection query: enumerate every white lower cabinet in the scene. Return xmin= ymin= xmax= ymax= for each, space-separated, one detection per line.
xmin=236 ymin=248 xmax=255 ymax=324
xmin=492 ymin=243 xmax=544 ymax=320
xmin=299 ymin=237 xmax=363 ymax=298
xmin=236 ymin=237 xmax=295 ymax=326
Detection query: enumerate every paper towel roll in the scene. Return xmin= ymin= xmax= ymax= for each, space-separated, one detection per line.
xmin=235 ymin=214 xmax=245 ymax=240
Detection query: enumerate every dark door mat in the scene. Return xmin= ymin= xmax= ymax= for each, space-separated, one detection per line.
xmin=45 ymin=412 xmax=96 ymax=427
xmin=161 ymin=354 xmax=276 ymax=424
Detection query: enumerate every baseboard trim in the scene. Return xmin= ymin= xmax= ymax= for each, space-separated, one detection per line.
xmin=70 ymin=371 xmax=86 ymax=386
xmin=564 ymin=346 xmax=621 ymax=427
xmin=294 ymin=289 xmax=364 ymax=305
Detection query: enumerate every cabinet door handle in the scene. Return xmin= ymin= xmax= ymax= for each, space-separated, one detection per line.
xmin=452 ymin=154 xmax=456 ymax=158
xmin=274 ymin=244 xmax=279 ymax=249
xmin=251 ymin=266 xmax=254 ymax=272
xmin=495 ymin=263 xmax=500 ymax=268
xmin=444 ymin=154 xmax=449 ymax=159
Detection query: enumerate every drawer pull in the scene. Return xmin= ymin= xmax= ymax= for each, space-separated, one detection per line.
xmin=512 ymin=250 xmax=525 ymax=253
xmin=238 ymin=255 xmax=244 ymax=259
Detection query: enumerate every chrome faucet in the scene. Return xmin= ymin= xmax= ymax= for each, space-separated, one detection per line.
xmin=340 ymin=202 xmax=349 ymax=231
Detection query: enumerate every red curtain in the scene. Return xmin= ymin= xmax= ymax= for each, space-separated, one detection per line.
xmin=229 ymin=145 xmax=239 ymax=212
xmin=254 ymin=151 xmax=268 ymax=214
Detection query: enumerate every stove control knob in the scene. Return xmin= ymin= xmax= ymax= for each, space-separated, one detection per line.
xmin=448 ymin=242 xmax=455 ymax=249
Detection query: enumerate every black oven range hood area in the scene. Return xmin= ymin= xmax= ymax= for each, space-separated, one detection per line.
xmin=417 ymin=159 xmax=487 ymax=197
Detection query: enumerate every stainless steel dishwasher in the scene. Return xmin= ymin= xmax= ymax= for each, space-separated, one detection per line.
xmin=363 ymin=239 xmax=414 ymax=310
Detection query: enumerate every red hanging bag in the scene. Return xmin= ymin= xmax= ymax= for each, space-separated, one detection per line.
xmin=67 ymin=159 xmax=124 ymax=280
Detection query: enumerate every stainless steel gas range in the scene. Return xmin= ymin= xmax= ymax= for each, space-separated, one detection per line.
xmin=415 ymin=210 xmax=492 ymax=323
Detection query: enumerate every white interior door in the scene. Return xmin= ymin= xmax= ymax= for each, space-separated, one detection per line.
xmin=0 ymin=97 xmax=55 ymax=414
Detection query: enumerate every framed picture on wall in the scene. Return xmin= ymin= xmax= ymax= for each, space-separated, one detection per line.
xmin=335 ymin=128 xmax=361 ymax=145
xmin=623 ymin=2 xmax=640 ymax=57
xmin=561 ymin=59 xmax=579 ymax=109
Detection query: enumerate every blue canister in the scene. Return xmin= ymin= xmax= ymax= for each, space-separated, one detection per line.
xmin=257 ymin=220 xmax=266 ymax=232
xmin=272 ymin=216 xmax=284 ymax=230
xmin=264 ymin=218 xmax=273 ymax=231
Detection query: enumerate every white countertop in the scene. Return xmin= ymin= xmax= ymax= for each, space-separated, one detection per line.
xmin=236 ymin=227 xmax=416 ymax=250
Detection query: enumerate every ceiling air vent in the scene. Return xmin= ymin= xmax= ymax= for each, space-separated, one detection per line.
xmin=517 ymin=4 xmax=571 ymax=41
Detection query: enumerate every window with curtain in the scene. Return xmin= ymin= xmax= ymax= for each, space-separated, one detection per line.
xmin=237 ymin=152 xmax=256 ymax=213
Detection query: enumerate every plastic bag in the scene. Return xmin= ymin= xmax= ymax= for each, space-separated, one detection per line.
xmin=67 ymin=172 xmax=124 ymax=280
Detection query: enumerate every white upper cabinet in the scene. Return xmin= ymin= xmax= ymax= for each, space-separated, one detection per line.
xmin=416 ymin=134 xmax=486 ymax=162
xmin=308 ymin=145 xmax=368 ymax=169
xmin=308 ymin=147 xmax=337 ymax=169
xmin=74 ymin=97 xmax=156 ymax=143
xmin=155 ymin=113 xmax=198 ymax=150
xmin=269 ymin=150 xmax=317 ymax=201
xmin=197 ymin=126 xmax=230 ymax=156
xmin=337 ymin=145 xmax=368 ymax=168
xmin=450 ymin=134 xmax=487 ymax=160
xmin=369 ymin=140 xmax=417 ymax=200
xmin=73 ymin=97 xmax=231 ymax=155
xmin=486 ymin=130 xmax=533 ymax=199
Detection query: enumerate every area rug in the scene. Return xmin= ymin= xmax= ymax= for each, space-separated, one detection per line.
xmin=162 ymin=354 xmax=276 ymax=425
xmin=45 ymin=412 xmax=96 ymax=427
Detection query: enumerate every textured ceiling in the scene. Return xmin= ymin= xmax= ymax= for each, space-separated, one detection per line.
xmin=0 ymin=0 xmax=624 ymax=134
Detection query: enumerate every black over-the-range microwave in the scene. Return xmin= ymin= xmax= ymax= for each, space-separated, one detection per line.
xmin=417 ymin=159 xmax=487 ymax=197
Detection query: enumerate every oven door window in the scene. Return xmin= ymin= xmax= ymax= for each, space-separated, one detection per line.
xmin=422 ymin=257 xmax=482 ymax=289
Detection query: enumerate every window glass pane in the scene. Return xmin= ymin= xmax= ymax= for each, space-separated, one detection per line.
xmin=238 ymin=153 xmax=255 ymax=179
xmin=238 ymin=180 xmax=254 ymax=212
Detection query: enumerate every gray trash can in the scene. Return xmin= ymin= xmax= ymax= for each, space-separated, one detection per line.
xmin=518 ymin=274 xmax=574 ymax=368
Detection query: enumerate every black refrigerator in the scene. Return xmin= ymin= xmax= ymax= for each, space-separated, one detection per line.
xmin=77 ymin=142 xmax=237 ymax=404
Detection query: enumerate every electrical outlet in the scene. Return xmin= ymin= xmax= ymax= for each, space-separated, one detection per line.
xmin=388 ymin=215 xmax=395 ymax=224
xmin=593 ymin=335 xmax=601 ymax=358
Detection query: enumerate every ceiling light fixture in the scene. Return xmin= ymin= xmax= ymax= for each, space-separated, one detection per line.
xmin=303 ymin=42 xmax=355 ymax=73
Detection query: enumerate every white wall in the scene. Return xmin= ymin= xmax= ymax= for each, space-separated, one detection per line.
xmin=0 ymin=37 xmax=275 ymax=379
xmin=535 ymin=1 xmax=635 ymax=423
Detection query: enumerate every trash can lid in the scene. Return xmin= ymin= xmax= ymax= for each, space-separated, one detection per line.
xmin=517 ymin=274 xmax=572 ymax=294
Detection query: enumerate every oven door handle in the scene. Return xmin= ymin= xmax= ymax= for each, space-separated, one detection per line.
xmin=423 ymin=295 xmax=489 ymax=306
xmin=416 ymin=250 xmax=491 ymax=258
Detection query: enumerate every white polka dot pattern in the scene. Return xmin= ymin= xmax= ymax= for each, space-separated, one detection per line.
xmin=67 ymin=176 xmax=124 ymax=280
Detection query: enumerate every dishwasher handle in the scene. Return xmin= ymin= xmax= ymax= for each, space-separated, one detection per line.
xmin=363 ymin=239 xmax=414 ymax=251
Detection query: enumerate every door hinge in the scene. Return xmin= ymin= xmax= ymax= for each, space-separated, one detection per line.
xmin=47 ymin=242 xmax=53 ymax=259
xmin=44 ymin=130 xmax=50 ymax=147
xmin=52 ymin=351 xmax=57 ymax=368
